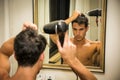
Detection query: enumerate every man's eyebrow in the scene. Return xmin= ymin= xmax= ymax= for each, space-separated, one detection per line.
xmin=73 ymin=28 xmax=77 ymax=29
xmin=79 ymin=28 xmax=84 ymax=30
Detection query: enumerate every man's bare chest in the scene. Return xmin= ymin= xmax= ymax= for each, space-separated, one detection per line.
xmin=75 ymin=46 xmax=97 ymax=58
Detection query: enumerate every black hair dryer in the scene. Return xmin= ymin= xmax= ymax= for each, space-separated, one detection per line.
xmin=43 ymin=20 xmax=68 ymax=46
xmin=43 ymin=20 xmax=68 ymax=34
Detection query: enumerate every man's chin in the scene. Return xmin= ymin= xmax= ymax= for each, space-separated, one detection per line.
xmin=75 ymin=38 xmax=84 ymax=41
xmin=74 ymin=37 xmax=84 ymax=42
xmin=75 ymin=39 xmax=82 ymax=41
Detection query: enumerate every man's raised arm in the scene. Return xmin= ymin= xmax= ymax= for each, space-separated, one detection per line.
xmin=56 ymin=32 xmax=97 ymax=80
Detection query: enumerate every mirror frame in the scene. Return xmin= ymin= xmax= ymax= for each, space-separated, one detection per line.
xmin=33 ymin=0 xmax=107 ymax=73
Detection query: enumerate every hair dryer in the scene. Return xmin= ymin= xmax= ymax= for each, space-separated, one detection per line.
xmin=87 ymin=9 xmax=102 ymax=16
xmin=43 ymin=20 xmax=68 ymax=47
xmin=43 ymin=20 xmax=68 ymax=34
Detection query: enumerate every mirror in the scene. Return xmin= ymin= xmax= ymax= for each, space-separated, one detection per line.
xmin=33 ymin=0 xmax=107 ymax=72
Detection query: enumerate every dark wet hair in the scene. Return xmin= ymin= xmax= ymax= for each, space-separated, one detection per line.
xmin=14 ymin=28 xmax=47 ymax=67
xmin=72 ymin=13 xmax=88 ymax=27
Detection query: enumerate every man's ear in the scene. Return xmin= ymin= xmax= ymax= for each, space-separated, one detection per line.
xmin=39 ymin=53 xmax=44 ymax=61
xmin=86 ymin=26 xmax=89 ymax=31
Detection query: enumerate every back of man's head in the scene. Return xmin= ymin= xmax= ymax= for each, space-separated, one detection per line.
xmin=72 ymin=13 xmax=88 ymax=27
xmin=14 ymin=28 xmax=47 ymax=67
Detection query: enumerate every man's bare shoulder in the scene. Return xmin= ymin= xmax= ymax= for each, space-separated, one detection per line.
xmin=88 ymin=40 xmax=101 ymax=45
xmin=88 ymin=40 xmax=101 ymax=50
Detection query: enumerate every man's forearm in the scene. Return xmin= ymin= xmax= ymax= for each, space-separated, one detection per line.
xmin=64 ymin=10 xmax=80 ymax=24
xmin=69 ymin=58 xmax=97 ymax=80
xmin=64 ymin=16 xmax=76 ymax=24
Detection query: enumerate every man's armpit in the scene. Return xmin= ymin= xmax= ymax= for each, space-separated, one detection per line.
xmin=0 ymin=67 xmax=10 ymax=80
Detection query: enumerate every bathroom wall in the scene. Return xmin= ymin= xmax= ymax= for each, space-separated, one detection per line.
xmin=0 ymin=0 xmax=120 ymax=80
xmin=0 ymin=0 xmax=5 ymax=45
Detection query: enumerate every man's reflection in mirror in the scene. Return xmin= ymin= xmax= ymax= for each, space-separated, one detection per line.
xmin=70 ymin=13 xmax=101 ymax=66
xmin=49 ymin=10 xmax=102 ymax=67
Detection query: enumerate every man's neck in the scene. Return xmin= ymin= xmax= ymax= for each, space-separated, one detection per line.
xmin=73 ymin=38 xmax=87 ymax=46
xmin=12 ymin=66 xmax=39 ymax=80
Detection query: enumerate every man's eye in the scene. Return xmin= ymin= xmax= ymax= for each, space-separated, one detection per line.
xmin=73 ymin=28 xmax=77 ymax=30
xmin=80 ymin=28 xmax=84 ymax=30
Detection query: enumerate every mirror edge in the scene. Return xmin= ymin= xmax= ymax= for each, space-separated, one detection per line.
xmin=33 ymin=0 xmax=38 ymax=26
xmin=100 ymin=0 xmax=107 ymax=73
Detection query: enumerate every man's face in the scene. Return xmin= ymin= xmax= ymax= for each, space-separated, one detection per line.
xmin=72 ymin=22 xmax=88 ymax=42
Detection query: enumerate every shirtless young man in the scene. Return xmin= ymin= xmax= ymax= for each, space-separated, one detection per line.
xmin=71 ymin=13 xmax=101 ymax=66
xmin=50 ymin=10 xmax=101 ymax=66
xmin=0 ymin=22 xmax=97 ymax=80
xmin=0 ymin=23 xmax=47 ymax=80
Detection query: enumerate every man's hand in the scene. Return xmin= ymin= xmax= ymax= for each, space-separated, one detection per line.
xmin=71 ymin=10 xmax=80 ymax=20
xmin=65 ymin=10 xmax=80 ymax=24
xmin=56 ymin=32 xmax=76 ymax=64
xmin=22 ymin=22 xmax=38 ymax=31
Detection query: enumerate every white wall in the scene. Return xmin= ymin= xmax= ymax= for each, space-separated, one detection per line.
xmin=0 ymin=0 xmax=120 ymax=80
xmin=0 ymin=0 xmax=5 ymax=45
xmin=0 ymin=0 xmax=33 ymax=76
xmin=100 ymin=0 xmax=120 ymax=80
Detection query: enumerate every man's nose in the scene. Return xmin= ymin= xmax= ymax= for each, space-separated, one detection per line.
xmin=76 ymin=30 xmax=80 ymax=35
